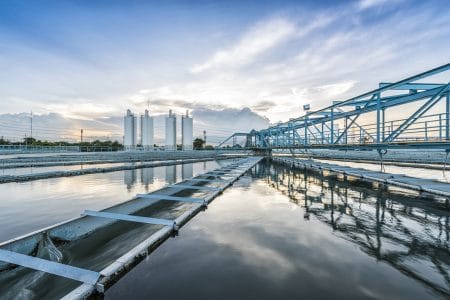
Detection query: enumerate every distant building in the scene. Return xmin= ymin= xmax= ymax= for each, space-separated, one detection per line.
xmin=165 ymin=110 xmax=176 ymax=150
xmin=140 ymin=109 xmax=154 ymax=150
xmin=181 ymin=110 xmax=193 ymax=150
xmin=124 ymin=109 xmax=137 ymax=150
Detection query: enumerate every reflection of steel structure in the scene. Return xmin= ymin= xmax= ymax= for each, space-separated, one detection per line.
xmin=254 ymin=161 xmax=450 ymax=297
xmin=221 ymin=64 xmax=450 ymax=150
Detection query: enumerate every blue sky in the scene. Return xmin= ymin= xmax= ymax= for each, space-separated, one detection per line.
xmin=0 ymin=0 xmax=449 ymax=132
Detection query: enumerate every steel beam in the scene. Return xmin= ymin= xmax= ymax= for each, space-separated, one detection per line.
xmin=82 ymin=210 xmax=175 ymax=227
xmin=0 ymin=249 xmax=100 ymax=285
xmin=136 ymin=194 xmax=206 ymax=204
xmin=220 ymin=64 xmax=450 ymax=150
xmin=385 ymin=84 xmax=449 ymax=142
xmin=168 ymin=184 xmax=221 ymax=191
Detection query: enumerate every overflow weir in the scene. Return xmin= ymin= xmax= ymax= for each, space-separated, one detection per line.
xmin=0 ymin=157 xmax=262 ymax=299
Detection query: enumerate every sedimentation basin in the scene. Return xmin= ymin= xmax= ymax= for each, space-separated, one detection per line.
xmin=0 ymin=152 xmax=448 ymax=299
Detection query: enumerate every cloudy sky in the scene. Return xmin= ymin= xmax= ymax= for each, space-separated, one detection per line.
xmin=0 ymin=0 xmax=449 ymax=143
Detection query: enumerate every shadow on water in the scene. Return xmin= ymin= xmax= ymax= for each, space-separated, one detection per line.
xmin=254 ymin=158 xmax=450 ymax=297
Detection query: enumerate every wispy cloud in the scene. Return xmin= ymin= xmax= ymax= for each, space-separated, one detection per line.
xmin=191 ymin=18 xmax=296 ymax=73
xmin=357 ymin=0 xmax=391 ymax=10
xmin=1 ymin=0 xmax=449 ymax=140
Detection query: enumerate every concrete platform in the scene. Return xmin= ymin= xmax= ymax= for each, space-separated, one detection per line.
xmin=274 ymin=157 xmax=450 ymax=197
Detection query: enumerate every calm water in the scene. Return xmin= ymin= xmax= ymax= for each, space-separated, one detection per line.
xmin=0 ymin=160 xmax=226 ymax=243
xmin=0 ymin=162 xmax=124 ymax=176
xmin=107 ymin=160 xmax=450 ymax=300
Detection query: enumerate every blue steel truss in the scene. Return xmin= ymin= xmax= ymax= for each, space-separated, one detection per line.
xmin=218 ymin=63 xmax=450 ymax=150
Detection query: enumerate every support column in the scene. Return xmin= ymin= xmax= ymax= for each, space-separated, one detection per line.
xmin=344 ymin=117 xmax=348 ymax=144
xmin=376 ymin=93 xmax=381 ymax=143
xmin=321 ymin=122 xmax=324 ymax=144
xmin=304 ymin=117 xmax=308 ymax=145
xmin=330 ymin=108 xmax=334 ymax=144
xmin=446 ymin=93 xmax=450 ymax=140
xmin=292 ymin=124 xmax=295 ymax=146
xmin=381 ymin=108 xmax=385 ymax=142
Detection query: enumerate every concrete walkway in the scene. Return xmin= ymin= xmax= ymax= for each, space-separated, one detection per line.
xmin=274 ymin=156 xmax=450 ymax=197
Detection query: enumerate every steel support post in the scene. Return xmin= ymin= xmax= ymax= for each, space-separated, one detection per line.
xmin=304 ymin=117 xmax=308 ymax=145
xmin=344 ymin=117 xmax=348 ymax=144
xmin=425 ymin=121 xmax=428 ymax=141
xmin=446 ymin=93 xmax=450 ymax=140
xmin=382 ymin=108 xmax=385 ymax=142
xmin=376 ymin=93 xmax=381 ymax=143
xmin=439 ymin=114 xmax=442 ymax=140
xmin=330 ymin=108 xmax=334 ymax=144
xmin=321 ymin=122 xmax=324 ymax=144
xmin=292 ymin=124 xmax=295 ymax=146
xmin=359 ymin=127 xmax=363 ymax=143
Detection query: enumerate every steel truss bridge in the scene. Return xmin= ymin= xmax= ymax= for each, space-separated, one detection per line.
xmin=219 ymin=63 xmax=450 ymax=151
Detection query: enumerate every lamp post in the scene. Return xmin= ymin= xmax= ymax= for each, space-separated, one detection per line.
xmin=303 ymin=104 xmax=310 ymax=145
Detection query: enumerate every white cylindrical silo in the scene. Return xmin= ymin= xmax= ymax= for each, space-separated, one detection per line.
xmin=165 ymin=110 xmax=177 ymax=150
xmin=124 ymin=109 xmax=137 ymax=150
xmin=182 ymin=110 xmax=193 ymax=150
xmin=140 ymin=109 xmax=154 ymax=150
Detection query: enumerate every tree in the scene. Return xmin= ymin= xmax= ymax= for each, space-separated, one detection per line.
xmin=193 ymin=138 xmax=205 ymax=150
xmin=24 ymin=137 xmax=36 ymax=145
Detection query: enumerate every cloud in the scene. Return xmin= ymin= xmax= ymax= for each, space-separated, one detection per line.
xmin=357 ymin=0 xmax=391 ymax=10
xmin=250 ymin=100 xmax=277 ymax=112
xmin=191 ymin=18 xmax=296 ymax=73
xmin=1 ymin=1 xmax=449 ymax=136
xmin=0 ymin=107 xmax=270 ymax=145
xmin=292 ymin=81 xmax=357 ymax=101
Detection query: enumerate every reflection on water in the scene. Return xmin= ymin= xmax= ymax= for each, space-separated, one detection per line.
xmin=182 ymin=164 xmax=194 ymax=180
xmin=0 ymin=160 xmax=228 ymax=243
xmin=260 ymin=160 xmax=450 ymax=297
xmin=165 ymin=165 xmax=177 ymax=184
xmin=124 ymin=168 xmax=137 ymax=190
xmin=107 ymin=158 xmax=449 ymax=300
xmin=141 ymin=167 xmax=154 ymax=187
xmin=124 ymin=165 xmax=193 ymax=189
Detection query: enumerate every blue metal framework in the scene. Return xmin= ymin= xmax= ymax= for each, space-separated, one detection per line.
xmin=219 ymin=63 xmax=450 ymax=150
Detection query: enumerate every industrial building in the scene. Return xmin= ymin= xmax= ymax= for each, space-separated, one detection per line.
xmin=123 ymin=109 xmax=137 ymax=150
xmin=181 ymin=110 xmax=193 ymax=150
xmin=165 ymin=110 xmax=177 ymax=150
xmin=140 ymin=109 xmax=154 ymax=150
xmin=123 ymin=108 xmax=193 ymax=151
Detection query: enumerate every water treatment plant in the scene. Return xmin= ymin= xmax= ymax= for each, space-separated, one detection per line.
xmin=1 ymin=1 xmax=450 ymax=299
xmin=0 ymin=63 xmax=449 ymax=299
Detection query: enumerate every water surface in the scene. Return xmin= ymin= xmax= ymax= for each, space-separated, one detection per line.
xmin=107 ymin=160 xmax=450 ymax=299
xmin=0 ymin=160 xmax=224 ymax=243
